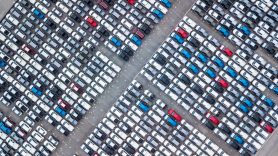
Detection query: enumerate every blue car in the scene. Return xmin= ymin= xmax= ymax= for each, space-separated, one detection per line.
xmin=55 ymin=106 xmax=66 ymax=117
xmin=243 ymin=99 xmax=253 ymax=107
xmin=205 ymin=68 xmax=216 ymax=78
xmin=152 ymin=9 xmax=164 ymax=19
xmin=180 ymin=49 xmax=191 ymax=59
xmin=197 ymin=52 xmax=208 ymax=63
xmin=164 ymin=115 xmax=177 ymax=127
xmin=0 ymin=59 xmax=6 ymax=68
xmin=111 ymin=37 xmax=122 ymax=47
xmin=173 ymin=34 xmax=184 ymax=44
xmin=274 ymin=87 xmax=278 ymax=95
xmin=239 ymin=25 xmax=251 ymax=35
xmin=263 ymin=97 xmax=274 ymax=107
xmin=33 ymin=9 xmax=45 ymax=19
xmin=0 ymin=122 xmax=12 ymax=135
xmin=218 ymin=26 xmax=230 ymax=37
xmin=239 ymin=104 xmax=249 ymax=113
xmin=188 ymin=63 xmax=199 ymax=74
xmin=31 ymin=87 xmax=42 ymax=96
xmin=225 ymin=67 xmax=237 ymax=78
xmin=160 ymin=0 xmax=172 ymax=8
xmin=233 ymin=134 xmax=244 ymax=145
xmin=213 ymin=57 xmax=224 ymax=68
xmin=137 ymin=102 xmax=149 ymax=112
xmin=238 ymin=77 xmax=249 ymax=87
xmin=131 ymin=35 xmax=142 ymax=46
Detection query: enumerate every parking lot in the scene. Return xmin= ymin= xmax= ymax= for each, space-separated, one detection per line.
xmin=137 ymin=0 xmax=278 ymax=155
xmin=0 ymin=0 xmax=277 ymax=156
xmin=53 ymin=0 xmax=198 ymax=155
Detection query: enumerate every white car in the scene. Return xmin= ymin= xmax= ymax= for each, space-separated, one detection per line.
xmin=23 ymin=142 xmax=36 ymax=154
xmin=138 ymin=0 xmax=152 ymax=10
xmin=229 ymin=7 xmax=244 ymax=19
xmin=6 ymin=14 xmax=19 ymax=26
xmin=208 ymin=10 xmax=221 ymax=21
xmin=27 ymin=136 xmax=39 ymax=147
xmin=155 ymin=2 xmax=168 ymax=14
xmin=56 ymin=2 xmax=69 ymax=13
xmin=19 ymin=121 xmax=32 ymax=133
xmin=95 ymin=76 xmax=108 ymax=88
xmin=78 ymin=99 xmax=91 ymax=110
xmin=49 ymin=110 xmax=62 ymax=122
xmin=36 ymin=126 xmax=47 ymax=136
xmin=32 ymin=130 xmax=44 ymax=142
xmin=101 ymin=20 xmax=114 ymax=32
xmin=255 ymin=1 xmax=269 ymax=12
xmin=104 ymin=40 xmax=117 ymax=52
xmin=61 ymin=119 xmax=74 ymax=132
xmin=183 ymin=16 xmax=197 ymax=28
xmin=91 ymin=82 xmax=104 ymax=94
xmin=44 ymin=140 xmax=56 ymax=152
xmin=254 ymin=27 xmax=268 ymax=39
xmin=35 ymin=2 xmax=48 ymax=14
xmin=48 ymin=12 xmax=61 ymax=24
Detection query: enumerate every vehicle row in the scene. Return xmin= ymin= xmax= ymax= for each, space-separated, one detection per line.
xmin=192 ymin=0 xmax=278 ymax=58
xmin=140 ymin=14 xmax=277 ymax=155
xmin=0 ymin=112 xmax=60 ymax=156
xmin=81 ymin=80 xmax=229 ymax=156
xmin=0 ymin=49 xmax=121 ymax=137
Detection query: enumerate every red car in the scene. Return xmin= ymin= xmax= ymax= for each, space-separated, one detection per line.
xmin=58 ymin=98 xmax=71 ymax=110
xmin=221 ymin=47 xmax=233 ymax=57
xmin=70 ymin=83 xmax=83 ymax=94
xmin=3 ymin=117 xmax=16 ymax=128
xmin=132 ymin=28 xmax=145 ymax=39
xmin=15 ymin=127 xmax=27 ymax=138
xmin=206 ymin=112 xmax=219 ymax=125
xmin=168 ymin=109 xmax=182 ymax=122
xmin=127 ymin=0 xmax=136 ymax=5
xmin=22 ymin=44 xmax=36 ymax=55
xmin=260 ymin=121 xmax=273 ymax=133
xmin=97 ymin=0 xmax=109 ymax=10
xmin=177 ymin=28 xmax=188 ymax=38
xmin=218 ymin=79 xmax=229 ymax=88
xmin=86 ymin=16 xmax=98 ymax=27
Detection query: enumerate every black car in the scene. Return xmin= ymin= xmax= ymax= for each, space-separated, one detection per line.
xmin=240 ymin=149 xmax=251 ymax=156
xmin=202 ymin=119 xmax=215 ymax=130
xmin=123 ymin=143 xmax=136 ymax=155
xmin=212 ymin=82 xmax=224 ymax=93
xmin=45 ymin=19 xmax=57 ymax=29
xmin=158 ymin=74 xmax=170 ymax=86
xmin=98 ymin=26 xmax=110 ymax=37
xmin=249 ymin=112 xmax=261 ymax=123
xmin=188 ymin=36 xmax=200 ymax=47
xmin=154 ymin=53 xmax=167 ymax=65
xmin=118 ymin=51 xmax=130 ymax=61
xmin=192 ymin=84 xmax=204 ymax=95
xmin=227 ymin=139 xmax=240 ymax=150
xmin=57 ymin=29 xmax=69 ymax=39
xmin=218 ymin=0 xmax=232 ymax=9
xmin=262 ymin=42 xmax=276 ymax=55
xmin=179 ymin=74 xmax=191 ymax=85
xmin=204 ymin=94 xmax=216 ymax=104
xmin=94 ymin=129 xmax=107 ymax=141
xmin=139 ymin=23 xmax=151 ymax=35
xmin=219 ymin=123 xmax=232 ymax=135
xmin=102 ymin=145 xmax=115 ymax=155
xmin=202 ymin=0 xmax=213 ymax=6
xmin=192 ymin=5 xmax=205 ymax=17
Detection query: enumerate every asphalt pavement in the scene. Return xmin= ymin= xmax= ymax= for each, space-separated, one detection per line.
xmin=0 ymin=0 xmax=278 ymax=156
xmin=0 ymin=0 xmax=15 ymax=19
xmin=53 ymin=0 xmax=198 ymax=155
